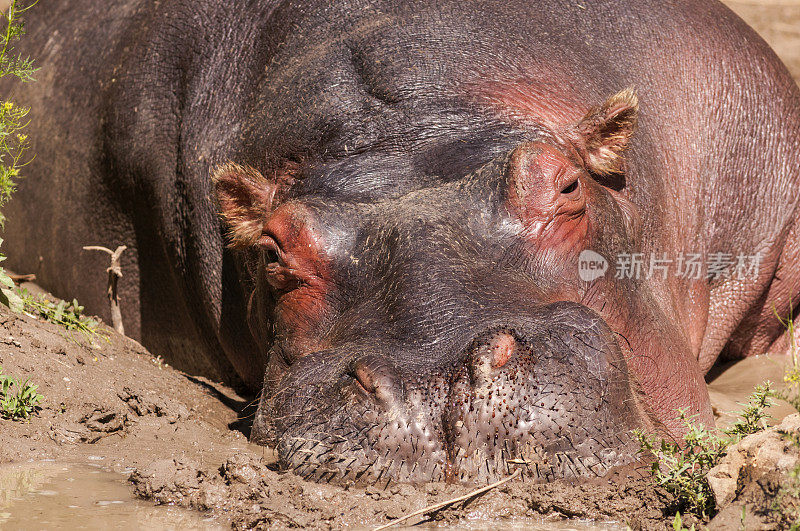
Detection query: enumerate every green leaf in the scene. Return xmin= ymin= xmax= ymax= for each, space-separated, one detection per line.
xmin=53 ymin=300 xmax=64 ymax=322
xmin=4 ymin=287 xmax=22 ymax=313
xmin=673 ymin=512 xmax=683 ymax=531
xmin=0 ymin=286 xmax=21 ymax=312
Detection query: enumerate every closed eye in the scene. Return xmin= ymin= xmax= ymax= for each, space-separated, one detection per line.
xmin=257 ymin=235 xmax=303 ymax=293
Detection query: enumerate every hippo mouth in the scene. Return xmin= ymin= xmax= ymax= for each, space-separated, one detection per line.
xmin=254 ymin=302 xmax=653 ymax=484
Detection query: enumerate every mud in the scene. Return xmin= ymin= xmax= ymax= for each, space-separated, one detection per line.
xmin=707 ymin=413 xmax=800 ymax=529
xmin=707 ymin=353 xmax=798 ymax=429
xmin=129 ymin=454 xmax=668 ymax=529
xmin=2 ymin=1 xmax=800 ymax=529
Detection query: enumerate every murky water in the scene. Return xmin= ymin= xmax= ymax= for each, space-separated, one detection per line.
xmin=707 ymin=352 xmax=797 ymax=428
xmin=0 ymin=462 xmax=225 ymax=530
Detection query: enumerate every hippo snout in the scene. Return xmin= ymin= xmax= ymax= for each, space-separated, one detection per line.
xmin=446 ymin=303 xmax=647 ymax=483
xmin=262 ymin=302 xmax=650 ymax=484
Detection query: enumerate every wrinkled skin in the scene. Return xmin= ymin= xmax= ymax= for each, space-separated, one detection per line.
xmin=5 ymin=0 xmax=800 ymax=484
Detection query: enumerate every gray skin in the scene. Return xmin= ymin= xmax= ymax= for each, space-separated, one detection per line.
xmin=5 ymin=0 xmax=800 ymax=484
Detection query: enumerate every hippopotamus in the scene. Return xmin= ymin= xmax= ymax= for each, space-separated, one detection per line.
xmin=5 ymin=0 xmax=800 ymax=484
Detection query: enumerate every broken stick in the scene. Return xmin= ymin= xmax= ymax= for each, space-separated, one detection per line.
xmin=83 ymin=245 xmax=127 ymax=335
xmin=8 ymin=273 xmax=35 ymax=283
xmin=372 ymin=467 xmax=522 ymax=530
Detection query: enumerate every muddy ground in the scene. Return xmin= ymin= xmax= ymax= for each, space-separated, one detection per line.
xmin=2 ymin=1 xmax=800 ymax=530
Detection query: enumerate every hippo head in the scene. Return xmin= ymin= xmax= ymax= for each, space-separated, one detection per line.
xmin=213 ymin=89 xmax=711 ymax=484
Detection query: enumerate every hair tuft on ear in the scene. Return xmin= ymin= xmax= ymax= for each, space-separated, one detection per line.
xmin=576 ymin=88 xmax=639 ymax=176
xmin=212 ymin=162 xmax=277 ymax=248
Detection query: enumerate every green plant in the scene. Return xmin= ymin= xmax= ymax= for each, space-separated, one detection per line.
xmin=0 ymin=0 xmax=37 ymax=311
xmin=0 ymin=366 xmax=42 ymax=420
xmin=0 ymin=0 xmax=36 ymax=213
xmin=0 ymin=237 xmax=21 ymax=311
xmin=634 ymin=410 xmax=726 ymax=518
xmin=773 ymin=302 xmax=800 ymax=413
xmin=18 ymin=287 xmax=107 ymax=342
xmin=671 ymin=512 xmax=696 ymax=531
xmin=634 ymin=385 xmax=773 ymax=519
xmin=724 ymin=382 xmax=774 ymax=439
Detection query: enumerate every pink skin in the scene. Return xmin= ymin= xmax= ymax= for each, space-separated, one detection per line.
xmin=489 ymin=332 xmax=516 ymax=369
xmin=257 ymin=203 xmax=337 ymax=387
xmin=214 ymin=162 xmax=336 ymax=382
xmin=506 ymin=143 xmax=589 ymax=255
xmin=492 ymin=87 xmax=714 ymax=433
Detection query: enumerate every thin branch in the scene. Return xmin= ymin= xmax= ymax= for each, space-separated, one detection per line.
xmin=372 ymin=468 xmax=522 ymax=530
xmin=82 ymin=245 xmax=127 ymax=335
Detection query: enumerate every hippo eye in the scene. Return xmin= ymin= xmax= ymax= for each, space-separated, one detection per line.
xmin=257 ymin=235 xmax=283 ymax=265
xmin=561 ymin=179 xmax=579 ymax=195
xmin=257 ymin=235 xmax=302 ymax=292
xmin=265 ymin=248 xmax=280 ymax=265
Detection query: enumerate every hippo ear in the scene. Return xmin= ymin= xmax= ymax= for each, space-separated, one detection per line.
xmin=575 ymin=88 xmax=638 ymax=176
xmin=212 ymin=162 xmax=277 ymax=248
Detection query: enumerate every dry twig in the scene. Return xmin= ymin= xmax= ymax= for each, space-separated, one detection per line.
xmin=82 ymin=245 xmax=127 ymax=335
xmin=8 ymin=272 xmax=35 ymax=283
xmin=372 ymin=467 xmax=522 ymax=530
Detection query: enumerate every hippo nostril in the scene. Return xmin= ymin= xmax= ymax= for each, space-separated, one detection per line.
xmin=468 ymin=329 xmax=526 ymax=383
xmin=351 ymin=357 xmax=401 ymax=406
xmin=353 ymin=365 xmax=378 ymax=394
xmin=490 ymin=333 xmax=516 ymax=369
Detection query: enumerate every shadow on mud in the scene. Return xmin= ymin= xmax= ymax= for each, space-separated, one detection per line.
xmin=183 ymin=374 xmax=258 ymax=438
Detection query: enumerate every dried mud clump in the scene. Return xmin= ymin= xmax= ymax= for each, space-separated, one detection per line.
xmin=707 ymin=414 xmax=800 ymax=529
xmin=129 ymin=454 xmax=675 ymax=530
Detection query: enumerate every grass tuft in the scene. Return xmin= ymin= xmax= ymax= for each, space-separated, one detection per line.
xmin=633 ymin=384 xmax=773 ymax=519
xmin=18 ymin=287 xmax=108 ymax=343
xmin=0 ymin=366 xmax=42 ymax=420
